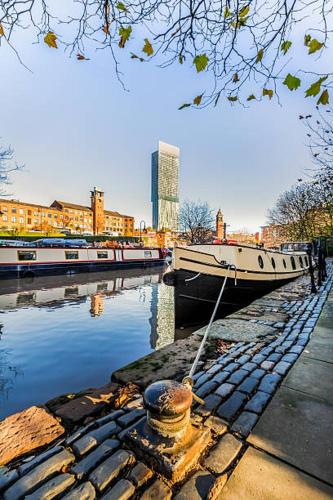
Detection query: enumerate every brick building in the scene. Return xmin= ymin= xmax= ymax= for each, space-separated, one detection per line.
xmin=0 ymin=187 xmax=134 ymax=236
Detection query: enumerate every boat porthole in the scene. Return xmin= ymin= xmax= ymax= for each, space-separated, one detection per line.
xmin=283 ymin=259 xmax=287 ymax=269
xmin=299 ymin=256 xmax=303 ymax=268
xmin=258 ymin=255 xmax=264 ymax=269
xmin=291 ymin=256 xmax=296 ymax=270
xmin=271 ymin=257 xmax=276 ymax=269
xmin=304 ymin=256 xmax=308 ymax=266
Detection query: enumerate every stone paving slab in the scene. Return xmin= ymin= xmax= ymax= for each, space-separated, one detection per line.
xmin=282 ymin=357 xmax=333 ymax=404
xmin=248 ymin=386 xmax=333 ymax=486
xmin=303 ymin=328 xmax=333 ymax=364
xmin=220 ymin=447 xmax=333 ymax=499
xmin=195 ymin=319 xmax=277 ymax=343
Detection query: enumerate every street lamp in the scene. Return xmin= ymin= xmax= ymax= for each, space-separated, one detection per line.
xmin=139 ymin=220 xmax=146 ymax=244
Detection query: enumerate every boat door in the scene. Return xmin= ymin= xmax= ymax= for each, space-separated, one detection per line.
xmin=115 ymin=249 xmax=122 ymax=262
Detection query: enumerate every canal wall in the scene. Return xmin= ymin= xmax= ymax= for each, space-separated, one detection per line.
xmin=0 ymin=263 xmax=332 ymax=498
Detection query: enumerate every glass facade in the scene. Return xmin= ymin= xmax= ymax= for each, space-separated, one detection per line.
xmin=151 ymin=141 xmax=179 ymax=231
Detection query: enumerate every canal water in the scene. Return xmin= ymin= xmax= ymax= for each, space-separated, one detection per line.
xmin=0 ymin=267 xmax=175 ymax=418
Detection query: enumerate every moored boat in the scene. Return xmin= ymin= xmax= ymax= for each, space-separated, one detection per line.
xmin=0 ymin=244 xmax=167 ymax=279
xmin=163 ymin=243 xmax=310 ymax=328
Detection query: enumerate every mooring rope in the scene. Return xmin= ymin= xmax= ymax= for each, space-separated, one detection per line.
xmin=186 ymin=265 xmax=231 ymax=380
xmin=185 ymin=272 xmax=201 ymax=282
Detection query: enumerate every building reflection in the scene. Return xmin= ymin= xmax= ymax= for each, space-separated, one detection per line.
xmin=149 ymin=282 xmax=175 ymax=350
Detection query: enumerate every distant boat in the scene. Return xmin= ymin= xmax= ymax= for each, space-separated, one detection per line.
xmin=0 ymin=244 xmax=167 ymax=279
xmin=163 ymin=243 xmax=310 ymax=328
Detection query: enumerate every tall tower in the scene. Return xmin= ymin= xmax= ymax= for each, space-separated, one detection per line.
xmin=216 ymin=209 xmax=224 ymax=240
xmin=90 ymin=187 xmax=104 ymax=235
xmin=151 ymin=141 xmax=180 ymax=232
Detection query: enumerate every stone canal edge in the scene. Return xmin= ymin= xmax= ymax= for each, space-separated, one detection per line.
xmin=0 ymin=262 xmax=332 ymax=499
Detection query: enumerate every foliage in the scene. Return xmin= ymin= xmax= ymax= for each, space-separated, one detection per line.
xmin=179 ymin=200 xmax=214 ymax=244
xmin=0 ymin=0 xmax=332 ymax=108
xmin=0 ymin=142 xmax=22 ymax=196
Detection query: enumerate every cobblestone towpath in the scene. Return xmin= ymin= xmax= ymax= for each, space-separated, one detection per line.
xmin=0 ymin=263 xmax=332 ymax=499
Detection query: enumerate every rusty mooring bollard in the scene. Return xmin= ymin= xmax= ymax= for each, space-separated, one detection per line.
xmin=144 ymin=380 xmax=193 ymax=438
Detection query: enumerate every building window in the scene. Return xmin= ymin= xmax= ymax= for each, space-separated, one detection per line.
xmin=19 ymin=208 xmax=24 ymax=215
xmin=19 ymin=217 xmax=24 ymax=223
xmin=12 ymin=216 xmax=16 ymax=223
xmin=28 ymin=218 xmax=32 ymax=224
xmin=2 ymin=206 xmax=8 ymax=212
xmin=18 ymin=251 xmax=37 ymax=261
xmin=28 ymin=210 xmax=32 ymax=215
xmin=2 ymin=215 xmax=8 ymax=221
xmin=65 ymin=251 xmax=79 ymax=260
xmin=258 ymin=255 xmax=264 ymax=269
xmin=97 ymin=251 xmax=108 ymax=259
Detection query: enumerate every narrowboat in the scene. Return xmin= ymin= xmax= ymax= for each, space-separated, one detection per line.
xmin=0 ymin=244 xmax=167 ymax=279
xmin=163 ymin=243 xmax=310 ymax=328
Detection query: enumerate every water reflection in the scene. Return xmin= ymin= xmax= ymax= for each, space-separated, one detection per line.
xmin=0 ymin=267 xmax=174 ymax=418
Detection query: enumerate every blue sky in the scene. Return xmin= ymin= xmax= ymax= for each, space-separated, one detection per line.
xmin=0 ymin=17 xmax=330 ymax=232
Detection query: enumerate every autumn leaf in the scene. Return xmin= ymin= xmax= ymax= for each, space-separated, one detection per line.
xmin=77 ymin=53 xmax=89 ymax=61
xmin=317 ymin=89 xmax=329 ymax=106
xmin=193 ymin=94 xmax=203 ymax=106
xmin=262 ymin=88 xmax=273 ymax=99
xmin=281 ymin=40 xmax=292 ymax=55
xmin=283 ymin=73 xmax=301 ymax=91
xmin=116 ymin=2 xmax=128 ymax=11
xmin=247 ymin=94 xmax=256 ymax=101
xmin=305 ymin=76 xmax=328 ymax=97
xmin=142 ymin=38 xmax=154 ymax=56
xmin=0 ymin=23 xmax=5 ymax=37
xmin=255 ymin=48 xmax=264 ymax=64
xmin=239 ymin=5 xmax=250 ymax=17
xmin=228 ymin=95 xmax=238 ymax=102
xmin=307 ymin=39 xmax=324 ymax=54
xmin=304 ymin=34 xmax=311 ymax=46
xmin=193 ymin=54 xmax=209 ymax=72
xmin=44 ymin=31 xmax=58 ymax=49
xmin=102 ymin=23 xmax=110 ymax=34
xmin=232 ymin=73 xmax=239 ymax=83
xmin=178 ymin=103 xmax=191 ymax=110
xmin=131 ymin=52 xmax=144 ymax=62
xmin=118 ymin=26 xmax=132 ymax=48
xmin=224 ymin=6 xmax=232 ymax=18
xmin=231 ymin=17 xmax=247 ymax=28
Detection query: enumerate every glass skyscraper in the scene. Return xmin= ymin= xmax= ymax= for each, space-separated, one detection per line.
xmin=151 ymin=141 xmax=180 ymax=231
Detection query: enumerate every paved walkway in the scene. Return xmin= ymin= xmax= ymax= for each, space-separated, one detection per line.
xmin=222 ymin=286 xmax=333 ymax=499
xmin=0 ymin=265 xmax=332 ymax=499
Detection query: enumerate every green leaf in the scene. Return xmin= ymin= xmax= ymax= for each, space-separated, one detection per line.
xmin=142 ymin=38 xmax=154 ymax=56
xmin=179 ymin=54 xmax=184 ymax=64
xmin=305 ymin=76 xmax=328 ymax=97
xmin=178 ymin=103 xmax=191 ymax=110
xmin=247 ymin=94 xmax=256 ymax=101
xmin=281 ymin=40 xmax=292 ymax=55
xmin=224 ymin=6 xmax=232 ymax=18
xmin=255 ymin=48 xmax=264 ymax=64
xmin=283 ymin=73 xmax=301 ymax=91
xmin=304 ymin=34 xmax=311 ymax=46
xmin=116 ymin=2 xmax=128 ymax=11
xmin=307 ymin=39 xmax=324 ymax=54
xmin=193 ymin=94 xmax=203 ymax=106
xmin=193 ymin=54 xmax=209 ymax=72
xmin=228 ymin=95 xmax=238 ymax=102
xmin=118 ymin=25 xmax=132 ymax=48
xmin=317 ymin=89 xmax=329 ymax=106
xmin=263 ymin=88 xmax=273 ymax=99
xmin=130 ymin=52 xmax=144 ymax=62
xmin=239 ymin=5 xmax=250 ymax=17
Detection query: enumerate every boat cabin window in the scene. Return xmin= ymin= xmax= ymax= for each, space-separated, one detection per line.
xmin=144 ymin=250 xmax=152 ymax=258
xmin=299 ymin=256 xmax=303 ymax=268
xmin=271 ymin=257 xmax=276 ymax=269
xmin=65 ymin=251 xmax=79 ymax=260
xmin=97 ymin=251 xmax=108 ymax=259
xmin=258 ymin=255 xmax=264 ymax=269
xmin=283 ymin=259 xmax=287 ymax=269
xmin=18 ymin=250 xmax=37 ymax=261
xmin=290 ymin=256 xmax=296 ymax=270
xmin=304 ymin=256 xmax=308 ymax=266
